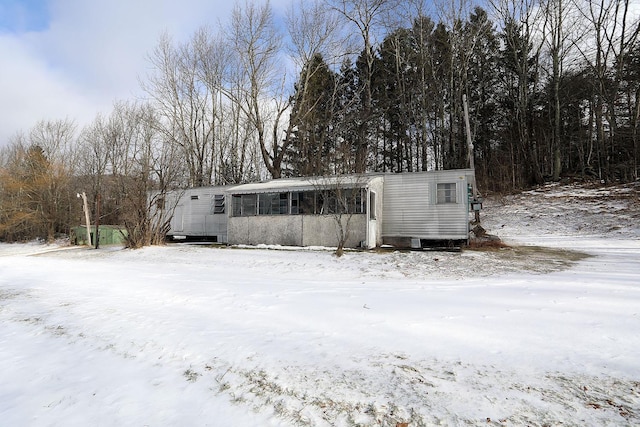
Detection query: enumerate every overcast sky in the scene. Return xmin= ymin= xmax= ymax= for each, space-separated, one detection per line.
xmin=0 ymin=0 xmax=291 ymax=148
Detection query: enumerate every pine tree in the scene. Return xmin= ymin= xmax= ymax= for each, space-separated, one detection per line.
xmin=285 ymin=54 xmax=337 ymax=177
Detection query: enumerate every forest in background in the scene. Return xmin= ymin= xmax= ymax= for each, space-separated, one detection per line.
xmin=1 ymin=0 xmax=638 ymax=244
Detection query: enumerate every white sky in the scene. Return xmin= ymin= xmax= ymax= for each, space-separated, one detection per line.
xmin=0 ymin=0 xmax=288 ymax=148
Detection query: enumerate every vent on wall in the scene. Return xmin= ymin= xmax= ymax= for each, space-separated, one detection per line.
xmin=191 ymin=195 xmax=199 ymax=200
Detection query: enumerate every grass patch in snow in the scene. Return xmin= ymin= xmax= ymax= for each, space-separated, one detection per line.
xmin=471 ymin=244 xmax=591 ymax=273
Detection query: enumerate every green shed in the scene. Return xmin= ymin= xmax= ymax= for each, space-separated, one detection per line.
xmin=71 ymin=225 xmax=128 ymax=246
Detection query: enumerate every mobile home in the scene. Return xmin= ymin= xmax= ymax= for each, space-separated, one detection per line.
xmin=381 ymin=169 xmax=476 ymax=247
xmin=161 ymin=169 xmax=479 ymax=248
xmin=163 ymin=186 xmax=229 ymax=242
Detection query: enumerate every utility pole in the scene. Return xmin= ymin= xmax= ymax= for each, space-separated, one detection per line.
xmin=77 ymin=192 xmax=92 ymax=246
xmin=463 ymin=94 xmax=481 ymax=223
xmin=463 ymin=95 xmax=476 ymax=178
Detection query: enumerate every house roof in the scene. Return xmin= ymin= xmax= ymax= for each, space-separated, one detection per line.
xmin=227 ymin=174 xmax=380 ymax=194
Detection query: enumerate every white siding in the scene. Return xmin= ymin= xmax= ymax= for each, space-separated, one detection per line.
xmin=166 ymin=186 xmax=229 ymax=242
xmin=382 ymin=170 xmax=471 ymax=240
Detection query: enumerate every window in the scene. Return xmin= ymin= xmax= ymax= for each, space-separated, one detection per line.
xmin=258 ymin=193 xmax=288 ymax=215
xmin=212 ymin=194 xmax=225 ymax=214
xmin=437 ymin=183 xmax=457 ymax=204
xmin=317 ymin=188 xmax=366 ymax=215
xmin=232 ymin=194 xmax=257 ymax=216
xmin=317 ymin=191 xmax=337 ymax=214
xmin=291 ymin=192 xmax=300 ymax=214
xmin=291 ymin=192 xmax=309 ymax=214
xmin=232 ymin=195 xmax=240 ymax=216
xmin=291 ymin=191 xmax=316 ymax=215
xmin=369 ymin=191 xmax=376 ymax=219
xmin=353 ymin=189 xmax=365 ymax=214
xmin=231 ymin=189 xmax=368 ymax=216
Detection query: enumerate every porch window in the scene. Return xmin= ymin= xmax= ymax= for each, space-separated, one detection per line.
xmin=318 ymin=188 xmax=366 ymax=214
xmin=353 ymin=189 xmax=365 ymax=214
xmin=232 ymin=194 xmax=257 ymax=216
xmin=259 ymin=193 xmax=289 ymax=215
xmin=291 ymin=192 xmax=314 ymax=214
xmin=232 ymin=188 xmax=367 ymax=216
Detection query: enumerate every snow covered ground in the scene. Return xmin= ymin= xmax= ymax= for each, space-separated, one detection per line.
xmin=0 ymin=182 xmax=639 ymax=426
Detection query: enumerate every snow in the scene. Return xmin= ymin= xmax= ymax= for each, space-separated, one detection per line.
xmin=1 ymin=182 xmax=639 ymax=426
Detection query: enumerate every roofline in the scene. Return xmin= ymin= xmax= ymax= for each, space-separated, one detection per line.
xmin=227 ymin=174 xmax=382 ymax=195
xmin=167 ymin=169 xmax=476 ymax=195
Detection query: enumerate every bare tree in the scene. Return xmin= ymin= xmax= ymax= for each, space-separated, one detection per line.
xmin=225 ymin=0 xmax=290 ymax=179
xmin=193 ymin=26 xmax=240 ymax=185
xmin=312 ymin=174 xmax=368 ymax=256
xmin=539 ymin=0 xmax=580 ymax=180
xmin=76 ymin=113 xmax=110 ymax=240
xmin=143 ymin=31 xmax=218 ymax=187
xmin=0 ymin=120 xmax=77 ymax=242
xmin=107 ymin=102 xmax=176 ymax=247
xmin=287 ymin=0 xmax=345 ymax=67
xmin=434 ymin=0 xmax=477 ymax=169
xmin=76 ymin=101 xmax=183 ymax=248
xmin=490 ymin=0 xmax=546 ymax=186
xmin=29 ymin=118 xmax=78 ymax=170
xmin=326 ymin=0 xmax=401 ymax=172
xmin=283 ymin=0 xmax=347 ymax=176
xmin=574 ymin=0 xmax=640 ymax=180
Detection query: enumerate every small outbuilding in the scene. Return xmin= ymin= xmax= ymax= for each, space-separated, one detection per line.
xmin=71 ymin=225 xmax=128 ymax=246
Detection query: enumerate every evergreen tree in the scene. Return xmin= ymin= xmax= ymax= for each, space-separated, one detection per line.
xmin=410 ymin=15 xmax=438 ymax=171
xmin=374 ymin=27 xmax=417 ymax=172
xmin=498 ymin=17 xmax=544 ymax=187
xmin=334 ymin=58 xmax=364 ymax=174
xmin=285 ymin=54 xmax=337 ymax=177
xmin=464 ymin=7 xmax=501 ymax=189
